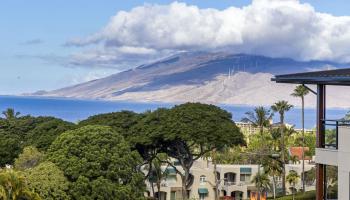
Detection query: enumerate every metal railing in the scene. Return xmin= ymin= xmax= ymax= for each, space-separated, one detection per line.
xmin=322 ymin=119 xmax=350 ymax=149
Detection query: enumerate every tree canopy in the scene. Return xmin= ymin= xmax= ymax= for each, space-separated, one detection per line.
xmin=24 ymin=162 xmax=70 ymax=200
xmin=131 ymin=103 xmax=245 ymax=200
xmin=78 ymin=111 xmax=142 ymax=138
xmin=14 ymin=146 xmax=44 ymax=170
xmin=0 ymin=115 xmax=75 ymax=166
xmin=46 ymin=125 xmax=145 ymax=200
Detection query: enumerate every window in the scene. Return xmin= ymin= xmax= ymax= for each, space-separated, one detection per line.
xmin=240 ymin=174 xmax=251 ymax=183
xmin=200 ymin=175 xmax=207 ymax=184
xmin=171 ymin=191 xmax=176 ymax=200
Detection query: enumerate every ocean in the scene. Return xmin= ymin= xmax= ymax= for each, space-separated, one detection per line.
xmin=0 ymin=95 xmax=348 ymax=129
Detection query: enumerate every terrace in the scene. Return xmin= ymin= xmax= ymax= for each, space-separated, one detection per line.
xmin=272 ymin=68 xmax=350 ymax=200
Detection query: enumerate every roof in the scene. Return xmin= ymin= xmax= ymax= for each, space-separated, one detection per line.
xmin=289 ymin=147 xmax=311 ymax=160
xmin=271 ymin=68 xmax=350 ymax=85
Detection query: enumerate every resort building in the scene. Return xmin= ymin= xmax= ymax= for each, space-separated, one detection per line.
xmin=145 ymin=159 xmax=314 ymax=200
xmin=235 ymin=122 xmax=261 ymax=135
xmin=272 ymin=68 xmax=350 ymax=200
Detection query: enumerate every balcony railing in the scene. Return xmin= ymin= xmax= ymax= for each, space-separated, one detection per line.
xmin=322 ymin=119 xmax=350 ymax=149
xmin=223 ymin=181 xmax=236 ymax=186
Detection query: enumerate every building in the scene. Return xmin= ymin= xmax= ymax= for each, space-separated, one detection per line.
xmin=145 ymin=159 xmax=314 ymax=200
xmin=235 ymin=122 xmax=260 ymax=136
xmin=272 ymin=68 xmax=350 ymax=200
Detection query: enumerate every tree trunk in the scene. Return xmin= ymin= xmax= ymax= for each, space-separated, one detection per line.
xmin=272 ymin=175 xmax=276 ymax=199
xmin=181 ymin=176 xmax=187 ymax=200
xmin=257 ymin=164 xmax=261 ymax=200
xmin=280 ymin=114 xmax=286 ymax=196
xmin=157 ymin=182 xmax=161 ymax=200
xmin=301 ymin=97 xmax=306 ymax=193
xmin=213 ymin=150 xmax=220 ymax=200
xmin=181 ymin=168 xmax=190 ymax=200
xmin=151 ymin=182 xmax=155 ymax=199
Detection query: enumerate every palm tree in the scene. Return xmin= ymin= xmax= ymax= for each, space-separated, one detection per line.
xmin=271 ymin=100 xmax=293 ymax=195
xmin=0 ymin=169 xmax=41 ymax=200
xmin=251 ymin=171 xmax=270 ymax=200
xmin=286 ymin=170 xmax=300 ymax=200
xmin=147 ymin=154 xmax=170 ymax=200
xmin=262 ymin=157 xmax=283 ymax=199
xmin=242 ymin=106 xmax=273 ymax=135
xmin=291 ymin=85 xmax=309 ymax=192
xmin=2 ymin=108 xmax=20 ymax=120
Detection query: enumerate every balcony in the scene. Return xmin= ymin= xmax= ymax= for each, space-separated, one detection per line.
xmin=321 ymin=119 xmax=350 ymax=150
xmin=316 ymin=120 xmax=350 ymax=166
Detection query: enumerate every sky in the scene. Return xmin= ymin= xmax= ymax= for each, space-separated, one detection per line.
xmin=0 ymin=0 xmax=350 ymax=95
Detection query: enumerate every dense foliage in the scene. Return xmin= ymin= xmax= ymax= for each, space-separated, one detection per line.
xmin=131 ymin=103 xmax=245 ymax=200
xmin=47 ymin=125 xmax=145 ymax=200
xmin=24 ymin=162 xmax=70 ymax=200
xmin=0 ymin=100 xmax=324 ymax=199
xmin=14 ymin=146 xmax=44 ymax=170
xmin=0 ymin=169 xmax=41 ymax=200
xmin=0 ymin=115 xmax=75 ymax=166
xmin=78 ymin=111 xmax=142 ymax=138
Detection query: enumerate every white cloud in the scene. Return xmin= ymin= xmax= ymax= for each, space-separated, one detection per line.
xmin=67 ymin=0 xmax=350 ymax=68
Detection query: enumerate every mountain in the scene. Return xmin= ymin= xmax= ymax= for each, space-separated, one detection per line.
xmin=35 ymin=52 xmax=350 ymax=107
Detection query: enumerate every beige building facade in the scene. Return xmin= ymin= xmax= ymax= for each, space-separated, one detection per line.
xmin=145 ymin=159 xmax=315 ymax=200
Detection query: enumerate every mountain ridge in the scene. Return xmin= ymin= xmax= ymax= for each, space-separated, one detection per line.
xmin=30 ymin=52 xmax=350 ymax=107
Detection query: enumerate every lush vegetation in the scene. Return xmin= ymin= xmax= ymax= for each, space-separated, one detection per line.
xmin=0 ymin=86 xmax=332 ymax=200
xmin=0 ymin=103 xmax=245 ymax=200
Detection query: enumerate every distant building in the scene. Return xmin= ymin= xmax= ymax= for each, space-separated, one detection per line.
xmin=289 ymin=147 xmax=312 ymax=162
xmin=235 ymin=122 xmax=260 ymax=135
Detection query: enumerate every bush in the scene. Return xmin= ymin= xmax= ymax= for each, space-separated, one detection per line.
xmin=271 ymin=191 xmax=316 ymax=200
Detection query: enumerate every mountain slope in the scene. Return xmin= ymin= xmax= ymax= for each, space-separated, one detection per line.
xmin=37 ymin=52 xmax=350 ymax=107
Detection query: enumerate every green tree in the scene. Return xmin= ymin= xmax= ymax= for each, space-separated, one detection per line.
xmin=291 ymin=85 xmax=309 ymax=192
xmin=0 ymin=116 xmax=74 ymax=166
xmin=24 ymin=162 xmax=70 ymax=200
xmin=2 ymin=108 xmax=20 ymax=120
xmin=242 ymin=106 xmax=273 ymax=135
xmin=78 ymin=111 xmax=142 ymax=138
xmin=146 ymin=154 xmax=169 ymax=200
xmin=131 ymin=103 xmax=245 ymax=200
xmin=0 ymin=132 xmax=22 ymax=167
xmin=271 ymin=100 xmax=293 ymax=195
xmin=262 ymin=157 xmax=283 ymax=199
xmin=47 ymin=125 xmax=145 ymax=200
xmin=251 ymin=172 xmax=270 ymax=199
xmin=25 ymin=118 xmax=75 ymax=151
xmin=0 ymin=169 xmax=41 ymax=200
xmin=14 ymin=146 xmax=44 ymax=170
xmin=286 ymin=170 xmax=300 ymax=200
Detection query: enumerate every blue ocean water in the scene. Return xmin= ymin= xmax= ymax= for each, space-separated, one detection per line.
xmin=0 ymin=95 xmax=348 ymax=129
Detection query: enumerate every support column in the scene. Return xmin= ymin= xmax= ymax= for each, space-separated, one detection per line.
xmin=316 ymin=84 xmax=326 ymax=200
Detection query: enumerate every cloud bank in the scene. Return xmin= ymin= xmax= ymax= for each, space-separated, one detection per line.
xmin=67 ymin=0 xmax=350 ymax=68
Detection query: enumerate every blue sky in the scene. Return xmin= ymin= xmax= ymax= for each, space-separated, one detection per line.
xmin=0 ymin=0 xmax=349 ymax=94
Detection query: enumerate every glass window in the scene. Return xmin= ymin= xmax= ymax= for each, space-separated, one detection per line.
xmin=170 ymin=191 xmax=176 ymax=200
xmin=200 ymin=175 xmax=207 ymax=183
xmin=240 ymin=174 xmax=251 ymax=182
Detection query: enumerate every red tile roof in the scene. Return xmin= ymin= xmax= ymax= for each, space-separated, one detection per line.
xmin=289 ymin=147 xmax=311 ymax=160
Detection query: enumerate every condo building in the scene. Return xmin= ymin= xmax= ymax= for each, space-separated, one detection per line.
xmin=272 ymin=68 xmax=350 ymax=200
xmin=145 ymin=159 xmax=314 ymax=200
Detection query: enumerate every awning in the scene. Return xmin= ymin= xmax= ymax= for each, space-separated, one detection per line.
xmin=198 ymin=188 xmax=209 ymax=194
xmin=165 ymin=167 xmax=177 ymax=175
xmin=240 ymin=167 xmax=252 ymax=174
